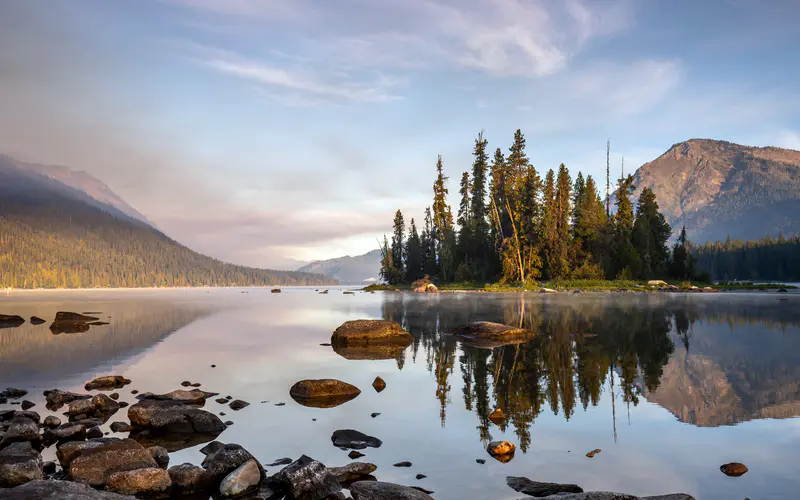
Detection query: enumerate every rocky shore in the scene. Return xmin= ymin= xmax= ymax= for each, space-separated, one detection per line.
xmin=1 ymin=318 xmax=703 ymax=499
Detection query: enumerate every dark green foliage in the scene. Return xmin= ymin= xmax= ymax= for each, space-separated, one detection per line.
xmin=422 ymin=207 xmax=437 ymax=277
xmin=632 ymin=187 xmax=672 ymax=278
xmin=389 ymin=209 xmax=406 ymax=283
xmin=405 ymin=218 xmax=424 ymax=282
xmin=669 ymin=226 xmax=692 ymax=280
xmin=612 ymin=174 xmax=638 ymax=277
xmin=468 ymin=132 xmax=491 ymax=279
xmin=693 ymin=234 xmax=800 ymax=281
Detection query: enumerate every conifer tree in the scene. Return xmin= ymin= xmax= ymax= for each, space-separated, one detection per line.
xmin=457 ymin=171 xmax=472 ymax=261
xmin=632 ymin=187 xmax=671 ymax=278
xmin=541 ymin=169 xmax=558 ymax=279
xmin=670 ymin=226 xmax=691 ymax=280
xmin=405 ymin=218 xmax=424 ymax=282
xmin=391 ymin=209 xmax=406 ymax=283
xmin=549 ymin=163 xmax=573 ymax=279
xmin=489 ymin=147 xmax=509 ymax=247
xmin=422 ymin=207 xmax=438 ymax=277
xmin=612 ymin=174 xmax=638 ymax=277
xmin=469 ymin=132 xmax=491 ymax=277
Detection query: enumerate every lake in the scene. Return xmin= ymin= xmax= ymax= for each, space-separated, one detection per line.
xmin=2 ymin=288 xmax=799 ymax=499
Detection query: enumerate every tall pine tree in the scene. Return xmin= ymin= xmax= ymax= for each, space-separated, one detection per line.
xmin=390 ymin=209 xmax=406 ymax=283
xmin=632 ymin=187 xmax=671 ymax=278
xmin=405 ymin=218 xmax=424 ymax=282
xmin=612 ymin=174 xmax=638 ymax=278
xmin=469 ymin=132 xmax=491 ymax=278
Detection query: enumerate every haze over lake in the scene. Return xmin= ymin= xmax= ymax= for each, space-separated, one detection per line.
xmin=2 ymin=288 xmax=798 ymax=499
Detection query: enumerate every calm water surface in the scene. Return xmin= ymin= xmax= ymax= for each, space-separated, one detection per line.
xmin=2 ymin=288 xmax=800 ymax=499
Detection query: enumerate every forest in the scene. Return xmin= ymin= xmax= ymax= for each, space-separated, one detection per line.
xmin=380 ymin=130 xmax=700 ymax=285
xmin=693 ymin=234 xmax=800 ymax=282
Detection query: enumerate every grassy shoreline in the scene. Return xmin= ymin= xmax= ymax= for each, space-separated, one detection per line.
xmin=363 ymin=280 xmax=797 ymax=293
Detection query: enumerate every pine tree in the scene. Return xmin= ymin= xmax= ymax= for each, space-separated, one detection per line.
xmin=549 ymin=163 xmax=572 ymax=279
xmin=391 ymin=210 xmax=406 ymax=283
xmin=489 ymin=147 xmax=509 ymax=249
xmin=405 ymin=218 xmax=423 ymax=282
xmin=469 ymin=132 xmax=491 ymax=277
xmin=422 ymin=207 xmax=437 ymax=277
xmin=541 ymin=169 xmax=558 ymax=279
xmin=670 ymin=226 xmax=691 ymax=280
xmin=432 ymin=155 xmax=455 ymax=278
xmin=612 ymin=174 xmax=638 ymax=277
xmin=632 ymin=187 xmax=671 ymax=278
xmin=379 ymin=235 xmax=394 ymax=284
xmin=457 ymin=171 xmax=472 ymax=262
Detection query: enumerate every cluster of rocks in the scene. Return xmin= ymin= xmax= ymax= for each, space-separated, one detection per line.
xmin=0 ymin=311 xmax=110 ymax=335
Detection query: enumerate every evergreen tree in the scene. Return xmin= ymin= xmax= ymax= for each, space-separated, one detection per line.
xmin=541 ymin=169 xmax=558 ymax=279
xmin=379 ymin=235 xmax=395 ymax=284
xmin=390 ymin=209 xmax=406 ymax=283
xmin=632 ymin=187 xmax=671 ymax=278
xmin=432 ymin=155 xmax=455 ymax=279
xmin=422 ymin=207 xmax=437 ymax=277
xmin=457 ymin=171 xmax=472 ymax=262
xmin=550 ymin=164 xmax=572 ymax=279
xmin=469 ymin=132 xmax=491 ymax=277
xmin=489 ymin=147 xmax=509 ymax=247
xmin=670 ymin=226 xmax=691 ymax=280
xmin=405 ymin=218 xmax=424 ymax=282
xmin=612 ymin=174 xmax=638 ymax=277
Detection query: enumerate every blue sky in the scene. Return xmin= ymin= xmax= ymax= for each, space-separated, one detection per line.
xmin=1 ymin=0 xmax=799 ymax=269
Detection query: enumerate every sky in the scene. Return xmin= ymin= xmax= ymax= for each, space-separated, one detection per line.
xmin=1 ymin=0 xmax=799 ymax=270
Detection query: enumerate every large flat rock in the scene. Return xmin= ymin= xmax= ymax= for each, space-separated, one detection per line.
xmin=331 ymin=320 xmax=413 ymax=346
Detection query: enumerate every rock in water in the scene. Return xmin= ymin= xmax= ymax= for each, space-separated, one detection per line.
xmin=331 ymin=430 xmax=382 ymax=450
xmin=271 ymin=455 xmax=341 ymax=500
xmin=106 ymin=467 xmax=171 ymax=497
xmin=372 ymin=377 xmax=386 ymax=393
xmin=0 ymin=442 xmax=43 ymax=487
xmin=43 ymin=389 xmax=91 ymax=410
xmin=43 ymin=416 xmax=61 ymax=428
xmin=201 ymin=443 xmax=265 ymax=488
xmin=0 ymin=417 xmax=41 ymax=449
xmin=0 ymin=479 xmax=133 ymax=499
xmin=331 ymin=320 xmax=413 ymax=346
xmin=219 ymin=459 xmax=262 ymax=498
xmin=62 ymin=438 xmax=159 ymax=488
xmin=488 ymin=408 xmax=505 ymax=424
xmin=349 ymin=481 xmax=435 ymax=499
xmin=393 ymin=461 xmax=412 ymax=467
xmin=265 ymin=458 xmax=293 ymax=467
xmin=720 ymin=462 xmax=748 ymax=477
xmin=84 ymin=376 xmax=131 ymax=391
xmin=289 ymin=379 xmax=361 ymax=408
xmin=229 ymin=400 xmax=250 ymax=411
xmin=348 ymin=451 xmax=365 ymax=459
xmin=506 ymin=476 xmax=583 ymax=497
xmin=168 ymin=463 xmax=210 ymax=496
xmin=128 ymin=399 xmax=226 ymax=434
xmin=452 ymin=322 xmax=534 ymax=348
xmin=86 ymin=427 xmax=103 ymax=439
xmin=328 ymin=462 xmax=377 ymax=482
xmin=271 ymin=289 xmax=281 ymax=293
xmin=109 ymin=422 xmax=133 ymax=433
xmin=0 ymin=315 xmax=25 ymax=329
xmin=30 ymin=316 xmax=46 ymax=325
xmin=487 ymin=441 xmax=516 ymax=460
xmin=55 ymin=312 xmax=99 ymax=322
xmin=136 ymin=389 xmax=217 ymax=405
xmin=332 ymin=344 xmax=411 ymax=361
xmin=147 ymin=446 xmax=170 ymax=469
xmin=586 ymin=449 xmax=601 ymax=458
xmin=43 ymin=424 xmax=87 ymax=446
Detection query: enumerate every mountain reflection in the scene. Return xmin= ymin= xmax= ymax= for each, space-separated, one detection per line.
xmin=381 ymin=293 xmax=800 ymax=447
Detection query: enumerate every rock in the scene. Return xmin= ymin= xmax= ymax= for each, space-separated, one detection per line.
xmin=181 ymin=381 xmax=191 ymax=387
xmin=778 ymin=288 xmax=788 ymax=293
xmin=410 ymin=486 xmax=434 ymax=495
xmin=0 ymin=315 xmax=25 ymax=329
xmin=128 ymin=399 xmax=226 ymax=434
xmin=586 ymin=449 xmax=601 ymax=458
xmin=331 ymin=320 xmax=413 ymax=346
xmin=92 ymin=393 xmax=120 ymax=414
xmin=137 ymin=389 xmax=216 ymax=405
xmin=0 ymin=417 xmax=40 ymax=449
xmin=110 ymin=422 xmax=132 ymax=433
xmin=42 ymin=461 xmax=56 ymax=475
xmin=0 ymin=442 xmax=43 ymax=487
xmin=370 ymin=413 xmax=380 ymax=418
xmin=219 ymin=459 xmax=262 ymax=498
xmin=29 ymin=316 xmax=46 ymax=325
xmin=85 ymin=376 xmax=131 ymax=391
xmin=274 ymin=402 xmax=285 ymax=406
xmin=43 ymin=424 xmax=86 ymax=446
xmin=506 ymin=476 xmax=584 ymax=497
xmin=224 ymin=421 xmax=233 ymax=426
xmin=476 ymin=459 xmax=485 ymax=464
xmin=271 ymin=455 xmax=341 ymax=499
xmin=453 ymin=322 xmax=534 ymax=348
xmin=488 ymin=408 xmax=505 ymax=424
xmin=168 ymin=463 xmax=211 ymax=496
xmin=540 ymin=287 xmax=558 ymax=293
xmin=333 ymin=344 xmax=411 ymax=361
xmin=216 ymin=398 xmax=228 ymax=404
xmin=328 ymin=462 xmax=377 ymax=482
xmin=147 ymin=446 xmax=169 ymax=469
xmin=62 ymin=438 xmax=159 ymax=488
xmin=64 ymin=394 xmax=119 ymax=421
xmin=331 ymin=430 xmax=382 ymax=450
xmin=190 ymin=383 xmax=201 ymax=387
xmin=413 ymin=283 xmax=438 ymax=293
xmin=415 ymin=474 xmax=426 ymax=480
xmin=1 ymin=389 xmax=27 ymax=399
xmin=349 ymin=481 xmax=434 ymax=499
xmin=70 ymin=417 xmax=102 ymax=428
xmin=266 ymin=458 xmax=293 ymax=467
xmin=201 ymin=442 xmax=265 ymax=488
xmin=290 ymin=379 xmax=361 ymax=408
xmin=720 ymin=462 xmax=748 ymax=477
xmin=372 ymin=377 xmax=386 ymax=393
xmin=55 ymin=312 xmax=99 ymax=322
xmin=109 ymin=393 xmax=119 ymax=400
xmin=348 ymin=451 xmax=365 ymax=459
xmin=0 ymin=479 xmax=132 ymax=499
xmin=49 ymin=322 xmax=90 ymax=335
xmin=43 ymin=416 xmax=61 ymax=428
xmin=647 ymin=280 xmax=668 ymax=286
xmin=106 ymin=467 xmax=172 ymax=497
xmin=43 ymin=390 xmax=91 ymax=410
xmin=393 ymin=461 xmax=412 ymax=467
xmin=229 ymin=400 xmax=250 ymax=411
xmin=19 ymin=401 xmax=34 ymax=411
xmin=131 ymin=390 xmax=139 ymax=394
xmin=487 ymin=441 xmax=515 ymax=459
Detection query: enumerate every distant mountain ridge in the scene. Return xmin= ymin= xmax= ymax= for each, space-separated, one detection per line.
xmin=297 ymin=249 xmax=381 ymax=284
xmin=0 ymin=154 xmax=335 ymax=288
xmin=631 ymin=139 xmax=800 ymax=243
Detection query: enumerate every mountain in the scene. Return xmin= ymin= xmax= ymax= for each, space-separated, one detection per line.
xmin=0 ymin=155 xmax=336 ymax=288
xmin=631 ymin=139 xmax=800 ymax=243
xmin=297 ymin=249 xmax=382 ymax=284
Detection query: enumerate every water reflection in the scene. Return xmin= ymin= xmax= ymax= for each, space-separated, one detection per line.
xmin=381 ymin=293 xmax=800 ymax=449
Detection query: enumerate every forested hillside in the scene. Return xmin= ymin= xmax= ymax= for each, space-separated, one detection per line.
xmin=694 ymin=235 xmax=800 ymax=282
xmin=0 ymin=160 xmax=335 ymax=288
xmin=297 ymin=249 xmax=381 ymax=284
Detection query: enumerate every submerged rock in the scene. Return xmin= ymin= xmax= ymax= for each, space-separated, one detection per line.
xmin=349 ymin=481 xmax=434 ymax=499
xmin=0 ymin=442 xmax=43 ymax=488
xmin=84 ymin=376 xmax=131 ymax=392
xmin=271 ymin=455 xmax=341 ymax=500
xmin=331 ymin=320 xmax=413 ymax=346
xmin=137 ymin=389 xmax=217 ymax=405
xmin=507 ymin=476 xmax=584 ymax=497
xmin=106 ymin=467 xmax=171 ymax=497
xmin=331 ymin=430 xmax=382 ymax=450
xmin=289 ymin=379 xmax=361 ymax=408
xmin=229 ymin=400 xmax=250 ymax=411
xmin=0 ymin=479 xmax=132 ymax=499
xmin=452 ymin=321 xmax=534 ymax=348
xmin=1 ymin=389 xmax=27 ymax=399
xmin=393 ymin=461 xmax=412 ymax=467
xmin=720 ymin=462 xmax=748 ymax=477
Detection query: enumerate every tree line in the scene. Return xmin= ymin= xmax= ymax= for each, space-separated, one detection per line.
xmin=693 ymin=234 xmax=800 ymax=282
xmin=380 ymin=130 xmax=699 ymax=285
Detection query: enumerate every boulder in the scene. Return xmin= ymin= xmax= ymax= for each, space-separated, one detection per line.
xmin=55 ymin=312 xmax=99 ymax=322
xmin=128 ymin=399 xmax=226 ymax=434
xmin=0 ymin=442 xmax=43 ymax=487
xmin=20 ymin=401 xmax=34 ymax=411
xmin=110 ymin=422 xmax=133 ymax=433
xmin=201 ymin=442 xmax=265 ymax=488
xmin=453 ymin=322 xmax=534 ymax=348
xmin=506 ymin=476 xmax=583 ymax=497
xmin=168 ymin=463 xmax=211 ymax=496
xmin=1 ymin=389 xmax=27 ymax=399
xmin=647 ymin=280 xmax=668 ymax=286
xmin=348 ymin=451 xmax=365 ymax=460
xmin=0 ymin=479 xmax=132 ymax=499
xmin=487 ymin=441 xmax=515 ymax=458
xmin=86 ymin=428 xmax=103 ymax=439
xmin=0 ymin=315 xmax=24 ymax=329
xmin=719 ymin=462 xmax=748 ymax=477
xmin=331 ymin=430 xmax=382 ymax=450
xmin=85 ymin=376 xmax=131 ymax=392
xmin=271 ymin=455 xmax=341 ymax=500
xmin=349 ymin=481 xmax=434 ymax=499
xmin=64 ymin=394 xmax=119 ymax=422
xmin=29 ymin=316 xmax=46 ymax=325
xmin=147 ymin=446 xmax=169 ymax=469
xmin=289 ymin=380 xmax=361 ymax=408
xmin=43 ymin=416 xmax=61 ymax=428
xmin=372 ymin=377 xmax=386 ymax=393
xmin=413 ymin=283 xmax=439 ymax=293
xmin=229 ymin=400 xmax=250 ymax=411
xmin=331 ymin=320 xmax=413 ymax=346
xmin=62 ymin=438 xmax=159 ymax=488
xmin=43 ymin=390 xmax=91 ymax=411
xmin=43 ymin=424 xmax=86 ymax=446
xmin=136 ymin=389 xmax=217 ymax=405
xmin=328 ymin=462 xmax=377 ymax=482
xmin=106 ymin=467 xmax=171 ymax=497
xmin=0 ymin=417 xmax=40 ymax=449
xmin=219 ymin=458 xmax=262 ymax=498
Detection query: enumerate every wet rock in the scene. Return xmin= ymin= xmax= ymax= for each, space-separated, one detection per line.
xmin=168 ymin=463 xmax=210 ymax=496
xmin=106 ymin=467 xmax=171 ymax=497
xmin=476 ymin=459 xmax=485 ymax=464
xmin=331 ymin=430 xmax=382 ymax=450
xmin=147 ymin=446 xmax=169 ymax=469
xmin=70 ymin=417 xmax=102 ymax=428
xmin=131 ymin=390 xmax=139 ymax=394
xmin=0 ymin=479 xmax=132 ymax=499
xmin=128 ymin=399 xmax=226 ymax=434
xmin=271 ymin=288 xmax=281 ymax=293
xmin=201 ymin=442 xmax=265 ymax=488
xmin=219 ymin=458 xmax=262 ymax=498
xmin=393 ymin=461 xmax=412 ymax=467
xmin=415 ymin=474 xmax=426 ymax=480
xmin=487 ymin=441 xmax=515 ymax=460
xmin=0 ymin=315 xmax=25 ymax=329
xmin=348 ymin=451 xmax=365 ymax=459
xmin=290 ymin=379 xmax=361 ymax=408
xmin=0 ymin=417 xmax=40 ymax=449
xmin=19 ymin=401 xmax=34 ymax=411
xmin=137 ymin=389 xmax=216 ymax=405
xmin=43 ymin=416 xmax=61 ymax=428
xmin=109 ymin=393 xmax=119 ymax=400
xmin=488 ymin=408 xmax=505 ymax=424
xmin=43 ymin=389 xmax=91 ymax=410
xmin=372 ymin=377 xmax=386 ymax=393
xmin=42 ymin=461 xmax=56 ymax=475
xmin=224 ymin=421 xmax=233 ymax=426
xmin=62 ymin=438 xmax=159 ymax=488
xmin=271 ymin=455 xmax=341 ymax=500
xmin=720 ymin=462 xmax=748 ymax=477
xmin=85 ymin=376 xmax=131 ymax=391
xmin=453 ymin=322 xmax=534 ymax=348
xmin=274 ymin=402 xmax=285 ymax=407
xmin=586 ymin=449 xmax=601 ymax=458
xmin=778 ymin=288 xmax=788 ymax=293
xmin=85 ymin=425 xmax=102 ymax=438
xmin=181 ymin=381 xmax=192 ymax=387
xmin=1 ymin=389 xmax=27 ymax=399
xmin=30 ymin=316 xmax=46 ymax=325
xmin=266 ymin=458 xmax=292 ymax=467
xmin=65 ymin=394 xmax=119 ymax=422
xmin=370 ymin=413 xmax=380 ymax=418
xmin=0 ymin=441 xmax=43 ymax=487
xmin=55 ymin=312 xmax=99 ymax=322
xmin=110 ymin=421 xmax=132 ymax=433
xmin=410 ymin=486 xmax=434 ymax=495
xmin=229 ymin=400 xmax=250 ymax=411
xmin=328 ymin=462 xmax=377 ymax=482
xmin=331 ymin=320 xmax=413 ymax=346
xmin=349 ymin=481 xmax=434 ymax=499
xmin=506 ymin=476 xmax=583 ymax=497
xmin=43 ymin=424 xmax=86 ymax=446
